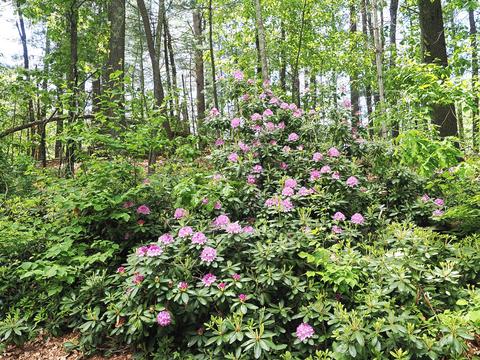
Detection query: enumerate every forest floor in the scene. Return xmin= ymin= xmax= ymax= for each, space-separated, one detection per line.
xmin=0 ymin=332 xmax=132 ymax=360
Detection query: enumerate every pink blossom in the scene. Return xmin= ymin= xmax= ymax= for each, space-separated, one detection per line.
xmin=327 ymin=147 xmax=341 ymax=157
xmin=280 ymin=162 xmax=289 ymax=170
xmin=213 ymin=173 xmax=224 ymax=181
xmin=214 ymin=201 xmax=222 ymax=210
xmin=231 ymin=117 xmax=242 ymax=128
xmin=156 ymin=311 xmax=171 ymax=326
xmin=333 ymin=212 xmax=346 ymax=221
xmin=310 ymin=170 xmax=321 ymax=181
xmin=265 ymin=122 xmax=276 ymax=131
xmin=263 ymin=109 xmax=274 ymax=117
xmin=296 ymin=323 xmax=315 ymax=342
xmin=282 ymin=187 xmax=295 ymax=197
xmin=253 ymin=164 xmax=263 ymax=173
xmin=202 ymin=273 xmax=217 ymax=286
xmin=147 ymin=244 xmax=163 ymax=257
xmin=178 ymin=281 xmax=188 ymax=291
xmin=232 ymin=273 xmax=241 ymax=281
xmin=225 ymin=221 xmax=243 ymax=234
xmin=137 ymin=204 xmax=151 ymax=215
xmin=233 ymin=70 xmax=244 ymax=80
xmin=158 ymin=233 xmax=174 ymax=245
xmin=434 ymin=198 xmax=444 ymax=207
xmin=293 ymin=109 xmax=303 ymax=118
xmin=174 ymin=208 xmax=187 ymax=219
xmin=351 ymin=213 xmax=365 ymax=225
xmin=332 ymin=225 xmax=343 ymax=234
xmin=133 ymin=273 xmax=144 ymax=284
xmin=228 ymin=152 xmax=239 ymax=162
xmin=342 ymin=98 xmax=352 ymax=109
xmin=178 ymin=226 xmax=193 ymax=238
xmin=241 ymin=93 xmax=250 ymax=101
xmin=251 ymin=124 xmax=262 ymax=132
xmin=346 ymin=176 xmax=359 ymax=187
xmin=123 ymin=201 xmax=134 ymax=208
xmin=238 ymin=142 xmax=250 ymax=152
xmin=251 ymin=113 xmax=262 ymax=121
xmin=259 ymin=92 xmax=267 ymax=99
xmin=238 ymin=294 xmax=247 ymax=302
xmin=202 ymin=198 xmax=209 ymax=205
xmin=433 ymin=209 xmax=444 ymax=217
xmin=200 ymin=246 xmax=217 ymax=263
xmin=213 ymin=214 xmax=230 ymax=227
xmin=285 ymin=178 xmax=298 ymax=188
xmin=217 ymin=282 xmax=226 ymax=290
xmin=117 ymin=266 xmax=125 ymax=274
xmin=320 ymin=165 xmax=331 ymax=174
xmin=210 ymin=107 xmax=220 ymax=117
xmin=331 ymin=171 xmax=340 ymax=180
xmin=281 ymin=199 xmax=294 ymax=212
xmin=265 ymin=197 xmax=280 ymax=207
xmin=192 ymin=232 xmax=207 ymax=245
xmin=277 ymin=121 xmax=286 ymax=129
xmin=269 ymin=97 xmax=279 ymax=105
xmin=282 ymin=146 xmax=291 ymax=153
xmin=421 ymin=194 xmax=430 ymax=202
xmin=297 ymin=145 xmax=304 ymax=151
xmin=136 ymin=246 xmax=148 ymax=257
xmin=243 ymin=226 xmax=254 ymax=234
xmin=270 ymin=139 xmax=278 ymax=145
xmin=288 ymin=133 xmax=299 ymax=142
xmin=280 ymin=102 xmax=289 ymax=110
xmin=215 ymin=138 xmax=225 ymax=147
xmin=289 ymin=103 xmax=297 ymax=110
xmin=297 ymin=187 xmax=314 ymax=196
xmin=247 ymin=175 xmax=256 ymax=184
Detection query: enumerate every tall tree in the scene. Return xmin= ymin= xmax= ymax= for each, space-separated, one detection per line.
xmin=253 ymin=0 xmax=269 ymax=83
xmin=389 ymin=0 xmax=399 ymax=67
xmin=193 ymin=7 xmax=206 ymax=123
xmin=418 ymin=0 xmax=458 ymax=137
xmin=371 ymin=0 xmax=386 ymax=136
xmin=349 ymin=4 xmax=360 ymax=127
xmin=208 ymin=0 xmax=219 ymax=109
xmin=469 ymin=7 xmax=479 ymax=149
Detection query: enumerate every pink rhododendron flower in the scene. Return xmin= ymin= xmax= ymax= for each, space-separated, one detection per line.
xmin=253 ymin=164 xmax=263 ymax=173
xmin=238 ymin=294 xmax=247 ymax=302
xmin=331 ymin=171 xmax=340 ymax=180
xmin=310 ymin=169 xmax=321 ymax=181
xmin=213 ymin=214 xmax=230 ymax=227
xmin=137 ymin=219 xmax=145 ymax=226
xmin=251 ymin=124 xmax=262 ymax=132
xmin=247 ymin=175 xmax=256 ymax=184
xmin=251 ymin=113 xmax=262 ymax=121
xmin=117 ymin=266 xmax=125 ymax=274
xmin=174 ymin=208 xmax=187 ymax=219
xmin=289 ymin=103 xmax=297 ymax=110
xmin=285 ymin=178 xmax=297 ymax=188
xmin=434 ymin=198 xmax=444 ymax=207
xmin=210 ymin=107 xmax=220 ymax=117
xmin=259 ymin=92 xmax=267 ymax=99
xmin=214 ymin=201 xmax=222 ymax=210
xmin=333 ymin=212 xmax=346 ymax=221
xmin=297 ymin=145 xmax=304 ymax=151
xmin=233 ymin=70 xmax=244 ymax=80
xmin=178 ymin=281 xmax=188 ymax=291
xmin=293 ymin=109 xmax=303 ymax=118
xmin=282 ymin=187 xmax=295 ymax=197
xmin=213 ymin=173 xmax=224 ymax=181
xmin=263 ymin=109 xmax=274 ymax=117
xmin=133 ymin=273 xmax=144 ymax=284
xmin=232 ymin=273 xmax=241 ymax=281
xmin=280 ymin=102 xmax=289 ymax=110
xmin=243 ymin=226 xmax=254 ymax=234
xmin=178 ymin=226 xmax=193 ymax=238
xmin=296 ymin=323 xmax=314 ymax=342
xmin=265 ymin=122 xmax=275 ymax=131
xmin=288 ymin=133 xmax=299 ymax=142
xmin=202 ymin=197 xmax=209 ymax=205
xmin=147 ymin=244 xmax=163 ymax=257
xmin=282 ymin=146 xmax=291 ymax=153
xmin=200 ymin=246 xmax=217 ymax=263
xmin=123 ymin=200 xmax=134 ymax=208
xmin=351 ymin=213 xmax=365 ymax=225
xmin=137 ymin=205 xmax=151 ymax=215
xmin=270 ymin=139 xmax=278 ymax=145
xmin=327 ymin=147 xmax=341 ymax=157
xmin=342 ymin=98 xmax=352 ymax=108
xmin=320 ymin=165 xmax=331 ymax=174
xmin=277 ymin=121 xmax=286 ymax=129
xmin=143 ymin=178 xmax=151 ymax=185
xmin=157 ymin=311 xmax=171 ymax=326
xmin=241 ymin=93 xmax=250 ymax=101
xmin=238 ymin=142 xmax=250 ymax=152
xmin=231 ymin=117 xmax=242 ymax=128
xmin=332 ymin=225 xmax=343 ymax=234
xmin=158 ymin=233 xmax=174 ymax=245
xmin=433 ymin=209 xmax=444 ymax=217
xmin=265 ymin=197 xmax=280 ymax=207
xmin=228 ymin=152 xmax=239 ymax=162
xmin=280 ymin=162 xmax=289 ymax=170
xmin=225 ymin=221 xmax=243 ymax=234
xmin=297 ymin=187 xmax=313 ymax=196
xmin=281 ymin=199 xmax=294 ymax=212
xmin=136 ymin=246 xmax=148 ymax=257
xmin=192 ymin=232 xmax=207 ymax=245
xmin=215 ymin=138 xmax=225 ymax=147
xmin=346 ymin=176 xmax=359 ymax=187
xmin=202 ymin=273 xmax=217 ymax=286
xmin=218 ymin=282 xmax=226 ymax=290
xmin=269 ymin=97 xmax=279 ymax=104
xmin=421 ymin=194 xmax=430 ymax=202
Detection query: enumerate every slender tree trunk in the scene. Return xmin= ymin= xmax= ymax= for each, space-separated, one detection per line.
xmin=371 ymin=0 xmax=386 ymax=136
xmin=349 ymin=5 xmax=360 ymax=127
xmin=39 ymin=31 xmax=50 ymax=167
xmin=280 ymin=21 xmax=287 ymax=93
xmin=193 ymin=8 xmax=206 ymax=123
xmin=208 ymin=0 xmax=219 ymax=109
xmin=166 ymin=19 xmax=180 ymax=119
xmin=418 ymin=0 xmax=457 ymax=137
xmin=254 ymin=0 xmax=269 ymax=83
xmin=469 ymin=9 xmax=479 ymax=149
xmin=65 ymin=1 xmax=78 ymax=176
xmin=361 ymin=0 xmax=374 ymax=135
xmin=389 ymin=0 xmax=399 ymax=67
xmin=457 ymin=102 xmax=464 ymax=140
xmin=292 ymin=0 xmax=308 ymax=106
xmin=105 ymin=0 xmax=125 ymax=124
xmin=310 ymin=73 xmax=317 ymax=108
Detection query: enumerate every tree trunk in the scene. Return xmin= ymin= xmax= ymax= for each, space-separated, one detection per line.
xmin=371 ymin=0 xmax=386 ymax=136
xmin=193 ymin=8 xmax=206 ymax=123
xmin=361 ymin=0 xmax=374 ymax=134
xmin=254 ymin=0 xmax=269 ymax=83
xmin=350 ymin=5 xmax=360 ymax=127
xmin=389 ymin=0 xmax=399 ymax=67
xmin=39 ymin=30 xmax=50 ymax=167
xmin=292 ymin=0 xmax=308 ymax=106
xmin=469 ymin=8 xmax=479 ymax=149
xmin=280 ymin=21 xmax=287 ymax=93
xmin=418 ymin=0 xmax=458 ymax=137
xmin=105 ymin=0 xmax=125 ymax=124
xmin=65 ymin=1 xmax=78 ymax=177
xmin=208 ymin=0 xmax=219 ymax=109
xmin=166 ymin=19 xmax=180 ymax=119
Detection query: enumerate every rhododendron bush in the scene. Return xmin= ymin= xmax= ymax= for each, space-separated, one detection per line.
xmin=62 ymin=75 xmax=479 ymax=359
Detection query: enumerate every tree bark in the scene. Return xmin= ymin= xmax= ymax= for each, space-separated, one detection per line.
xmin=208 ymin=0 xmax=219 ymax=109
xmin=193 ymin=7 xmax=206 ymax=123
xmin=469 ymin=8 xmax=479 ymax=149
xmin=292 ymin=0 xmax=308 ymax=106
xmin=254 ymin=0 xmax=269 ymax=83
xmin=166 ymin=19 xmax=180 ymax=119
xmin=371 ymin=0 xmax=386 ymax=136
xmin=418 ymin=0 xmax=458 ymax=138
xmin=389 ymin=0 xmax=399 ymax=67
xmin=350 ymin=5 xmax=360 ymax=127
xmin=361 ymin=0 xmax=374 ymax=134
xmin=39 ymin=30 xmax=50 ymax=167
xmin=280 ymin=21 xmax=287 ymax=93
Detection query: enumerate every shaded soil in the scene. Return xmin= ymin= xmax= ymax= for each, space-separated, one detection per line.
xmin=0 ymin=333 xmax=132 ymax=360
